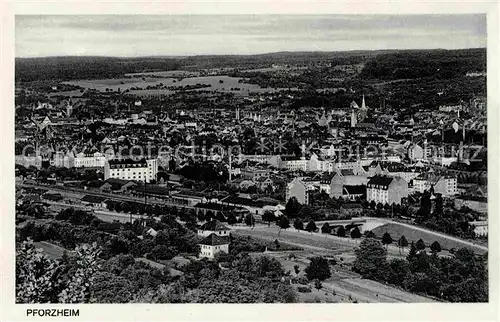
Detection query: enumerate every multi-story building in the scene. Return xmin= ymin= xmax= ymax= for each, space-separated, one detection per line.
xmin=199 ymin=233 xmax=230 ymax=259
xmin=280 ymin=156 xmax=308 ymax=172
xmin=366 ymin=175 xmax=408 ymax=205
xmin=412 ymin=174 xmax=458 ymax=197
xmin=408 ymin=142 xmax=433 ymax=161
xmin=329 ymin=170 xmax=369 ymax=199
xmin=241 ymin=166 xmax=270 ymax=181
xmin=104 ymin=158 xmax=158 ymax=183
xmin=286 ymin=177 xmax=312 ymax=205
xmin=308 ymin=153 xmax=335 ymax=173
xmin=73 ymin=151 xmax=107 ymax=168
xmin=240 ymin=154 xmax=282 ymax=167
xmin=197 ymin=220 xmax=230 ymax=238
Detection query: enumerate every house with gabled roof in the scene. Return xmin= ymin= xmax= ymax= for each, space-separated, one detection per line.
xmin=197 ymin=219 xmax=230 ymax=238
xmin=199 ymin=233 xmax=230 ymax=259
xmin=367 ymin=175 xmax=408 ymax=205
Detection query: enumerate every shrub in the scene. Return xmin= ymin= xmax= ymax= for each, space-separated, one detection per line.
xmin=296 ymin=276 xmax=309 ymax=285
xmin=297 ymin=286 xmax=312 ymax=293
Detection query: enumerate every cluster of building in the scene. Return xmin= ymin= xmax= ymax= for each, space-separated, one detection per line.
xmin=15 ymin=88 xmax=486 ymax=234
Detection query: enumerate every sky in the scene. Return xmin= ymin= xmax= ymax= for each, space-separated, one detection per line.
xmin=15 ymin=15 xmax=486 ymax=57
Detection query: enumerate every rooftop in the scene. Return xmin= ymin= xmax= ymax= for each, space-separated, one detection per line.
xmin=199 ymin=220 xmax=229 ymax=232
xmin=199 ymin=233 xmax=230 ymax=246
xmin=367 ymin=175 xmax=394 ymax=188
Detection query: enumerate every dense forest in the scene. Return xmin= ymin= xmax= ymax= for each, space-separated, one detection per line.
xmin=359 ymin=48 xmax=486 ymax=80
xmin=16 ymin=48 xmax=486 ymax=83
xmin=15 ymin=56 xmax=183 ymax=82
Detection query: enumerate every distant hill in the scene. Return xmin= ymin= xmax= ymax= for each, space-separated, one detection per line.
xmin=15 ymin=48 xmax=486 ymax=83
xmin=359 ymin=48 xmax=486 ymax=81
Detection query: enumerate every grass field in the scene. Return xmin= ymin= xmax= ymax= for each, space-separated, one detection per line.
xmin=232 ymin=225 xmax=409 ymax=259
xmin=63 ymin=75 xmax=285 ymax=95
xmin=34 ymin=241 xmax=73 ymax=260
xmin=371 ymin=223 xmax=487 ymax=254
xmin=48 ymin=90 xmax=85 ymax=97
xmin=124 ymin=70 xmax=199 ymax=77
xmin=261 ymin=251 xmax=435 ymax=303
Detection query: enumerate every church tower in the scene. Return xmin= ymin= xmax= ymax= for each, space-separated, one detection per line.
xmin=350 ymin=109 xmax=357 ymax=128
xmin=66 ymin=101 xmax=73 ymax=118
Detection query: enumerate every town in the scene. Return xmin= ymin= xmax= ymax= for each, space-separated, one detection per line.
xmin=15 ymin=41 xmax=488 ymax=303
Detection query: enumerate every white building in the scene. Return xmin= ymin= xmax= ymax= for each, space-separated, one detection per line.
xmin=240 ymin=154 xmax=282 ymax=167
xmin=197 ymin=220 xmax=230 ymax=238
xmin=199 ymin=233 xmax=230 ymax=259
xmin=366 ymin=175 xmax=408 ymax=205
xmin=308 ymin=153 xmax=335 ymax=173
xmin=104 ymin=158 xmax=158 ymax=183
xmin=470 ymin=221 xmax=487 ymax=237
xmin=335 ymin=160 xmax=361 ymax=170
xmin=280 ymin=156 xmax=308 ymax=172
xmin=73 ymin=151 xmax=107 ymax=168
xmin=286 ymin=177 xmax=314 ymax=205
xmin=412 ymin=174 xmax=457 ymax=197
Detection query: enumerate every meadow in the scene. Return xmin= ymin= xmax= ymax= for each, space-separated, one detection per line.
xmin=63 ymin=75 xmax=286 ymax=96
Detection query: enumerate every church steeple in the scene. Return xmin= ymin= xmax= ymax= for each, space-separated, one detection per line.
xmin=361 ymin=94 xmax=366 ymax=110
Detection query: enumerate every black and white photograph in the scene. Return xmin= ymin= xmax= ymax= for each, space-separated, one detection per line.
xmin=5 ymin=5 xmax=496 ymax=314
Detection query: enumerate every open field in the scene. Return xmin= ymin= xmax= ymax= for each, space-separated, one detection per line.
xmin=260 ymin=251 xmax=436 ymax=303
xmin=48 ymin=90 xmax=85 ymax=98
xmin=63 ymin=75 xmax=288 ymax=96
xmin=371 ymin=222 xmax=487 ymax=254
xmin=232 ymin=225 xmax=409 ymax=259
xmin=124 ymin=70 xmax=199 ymax=77
xmin=33 ymin=241 xmax=73 ymax=260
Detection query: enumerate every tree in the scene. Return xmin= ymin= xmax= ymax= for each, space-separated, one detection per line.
xmin=293 ymin=218 xmax=304 ymax=230
xmin=107 ymin=201 xmax=115 ymax=212
xmin=337 ymin=226 xmax=346 ymax=237
xmin=353 ymin=238 xmax=388 ymax=281
xmin=416 ymin=239 xmax=426 ymax=251
xmin=16 ymin=239 xmax=101 ymax=304
xmin=16 ymin=239 xmax=61 ymax=303
xmin=407 ymin=242 xmax=418 ymax=262
xmin=121 ymin=202 xmax=130 ymax=214
xmin=321 ymin=223 xmax=331 ymax=234
xmin=305 ymin=257 xmax=331 ymax=281
xmin=387 ymin=259 xmax=411 ymax=286
xmin=285 ymin=197 xmax=301 ymax=218
xmin=273 ymin=239 xmax=281 ymax=250
xmin=278 ymin=216 xmax=290 ymax=230
xmin=298 ymin=205 xmax=313 ymax=219
xmin=433 ymin=194 xmax=444 ymax=217
xmin=150 ymin=245 xmax=176 ymax=260
xmin=381 ymin=232 xmax=393 ymax=248
xmin=215 ymin=212 xmax=226 ymax=222
xmin=226 ymin=213 xmax=237 ymax=225
xmin=350 ymin=227 xmax=361 ymax=239
xmin=430 ymin=241 xmax=442 ymax=254
xmin=314 ymin=279 xmax=322 ymax=291
xmin=244 ymin=214 xmax=255 ymax=227
xmin=364 ymin=230 xmax=376 ymax=239
xmin=262 ymin=211 xmax=275 ymax=227
xmin=58 ymin=242 xmax=102 ymax=303
xmin=293 ymin=264 xmax=300 ymax=275
xmin=305 ymin=220 xmax=317 ymax=233
xmin=197 ymin=211 xmax=206 ymax=222
xmin=398 ymin=235 xmax=409 ymax=254
xmin=417 ymin=190 xmax=432 ymax=221
xmin=369 ymin=200 xmax=376 ymax=210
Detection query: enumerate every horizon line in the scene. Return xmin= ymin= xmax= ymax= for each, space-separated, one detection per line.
xmin=15 ymin=47 xmax=487 ymax=59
